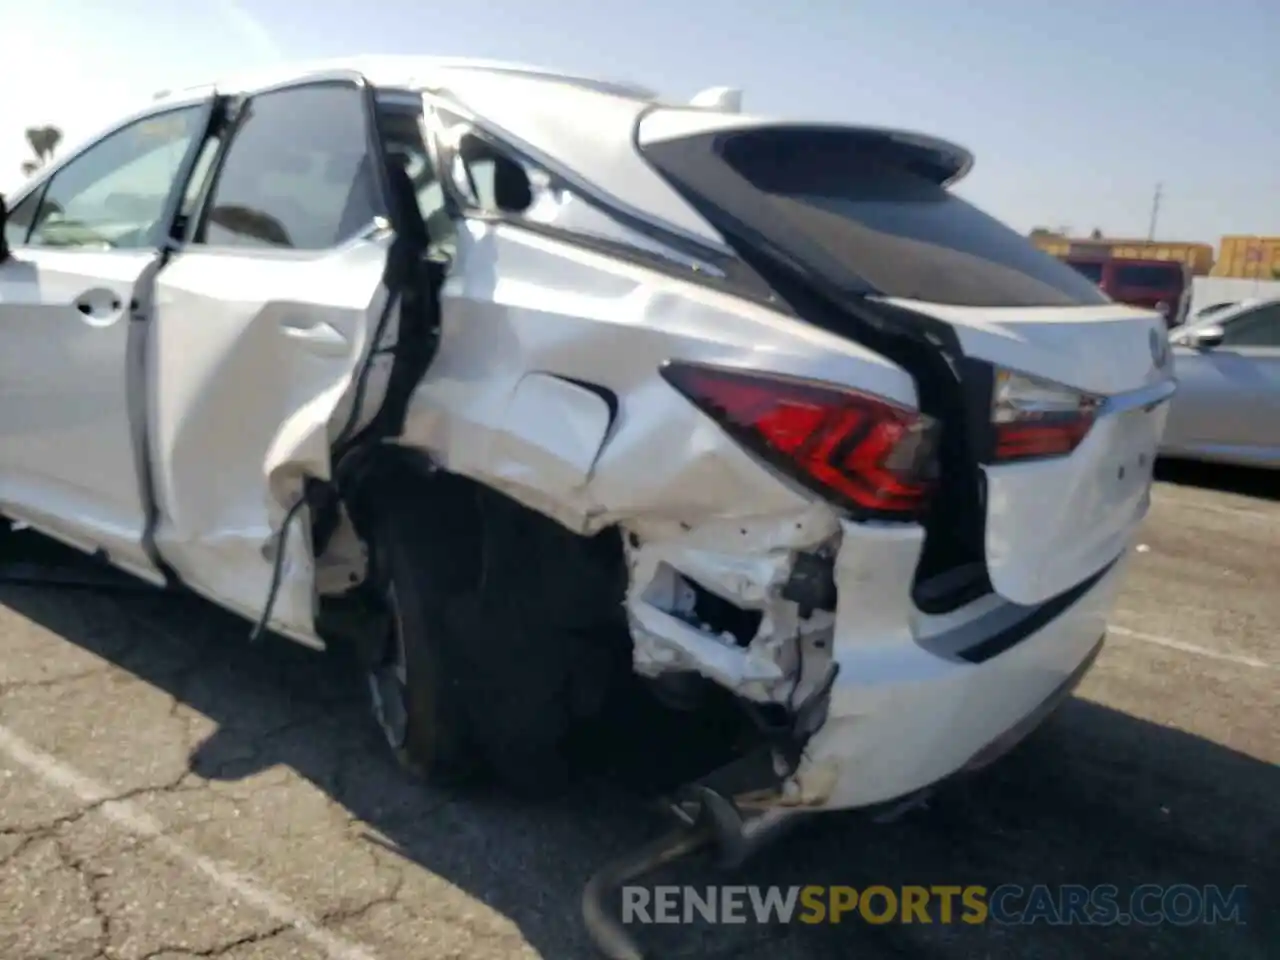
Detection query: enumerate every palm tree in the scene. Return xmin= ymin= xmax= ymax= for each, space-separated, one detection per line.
xmin=20 ymin=125 xmax=63 ymax=176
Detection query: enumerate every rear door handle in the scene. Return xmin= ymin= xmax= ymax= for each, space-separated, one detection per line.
xmin=280 ymin=319 xmax=349 ymax=355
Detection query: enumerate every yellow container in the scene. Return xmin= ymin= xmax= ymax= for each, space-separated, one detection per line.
xmin=1211 ymin=236 xmax=1280 ymax=279
xmin=1029 ymin=236 xmax=1215 ymax=275
xmin=1032 ymin=238 xmax=1071 ymax=257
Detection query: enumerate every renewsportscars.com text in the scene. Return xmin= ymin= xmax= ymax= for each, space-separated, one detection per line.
xmin=621 ymin=884 xmax=1250 ymax=927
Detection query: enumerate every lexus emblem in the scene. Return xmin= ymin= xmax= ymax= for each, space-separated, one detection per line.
xmin=1149 ymin=328 xmax=1171 ymax=370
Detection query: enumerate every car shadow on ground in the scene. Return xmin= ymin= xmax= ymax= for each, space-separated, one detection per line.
xmin=0 ymin=540 xmax=1276 ymax=960
xmin=1155 ymin=459 xmax=1278 ymax=501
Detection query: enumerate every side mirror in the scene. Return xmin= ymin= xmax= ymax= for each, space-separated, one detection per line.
xmin=1187 ymin=325 xmax=1225 ymax=350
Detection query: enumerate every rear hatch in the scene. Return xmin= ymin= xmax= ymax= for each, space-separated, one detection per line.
xmin=636 ymin=113 xmax=1176 ymax=608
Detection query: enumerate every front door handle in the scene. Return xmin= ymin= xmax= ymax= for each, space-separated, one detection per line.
xmin=279 ymin=319 xmax=349 ymax=355
xmin=73 ymin=288 xmax=124 ymax=326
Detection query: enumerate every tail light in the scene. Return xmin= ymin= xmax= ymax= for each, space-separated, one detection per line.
xmin=991 ymin=368 xmax=1101 ymax=463
xmin=660 ymin=361 xmax=939 ymax=518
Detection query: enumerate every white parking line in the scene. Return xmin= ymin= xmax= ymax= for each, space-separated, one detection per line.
xmin=1108 ymin=624 xmax=1274 ymax=670
xmin=0 ymin=723 xmax=382 ymax=960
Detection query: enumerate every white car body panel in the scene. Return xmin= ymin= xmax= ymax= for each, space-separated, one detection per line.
xmin=0 ymin=56 xmax=1175 ymax=817
xmin=880 ymin=299 xmax=1170 ymax=396
xmin=0 ymin=247 xmax=161 ymax=581
xmin=880 ymin=298 xmax=1172 ymax=604
xmin=427 ymin=71 xmax=731 ymax=251
xmin=398 ymin=218 xmax=909 ymax=697
xmin=399 ymin=218 xmax=918 ymax=537
xmin=148 ymin=237 xmax=393 ymax=640
xmin=796 ymin=534 xmax=1130 ymax=809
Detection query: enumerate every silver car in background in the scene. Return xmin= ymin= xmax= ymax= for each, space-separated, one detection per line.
xmin=1161 ymin=297 xmax=1280 ymax=468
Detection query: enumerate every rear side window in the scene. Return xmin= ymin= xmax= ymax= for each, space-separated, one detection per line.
xmin=196 ymin=83 xmax=378 ymax=250
xmin=643 ymin=128 xmax=1110 ymax=309
xmin=1113 ymin=263 xmax=1182 ymax=288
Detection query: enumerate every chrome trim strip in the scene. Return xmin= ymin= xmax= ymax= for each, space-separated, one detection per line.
xmin=1098 ymin=377 xmax=1178 ymax=416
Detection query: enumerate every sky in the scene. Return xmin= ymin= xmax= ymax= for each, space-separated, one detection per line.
xmin=1 ymin=0 xmax=1276 ymax=243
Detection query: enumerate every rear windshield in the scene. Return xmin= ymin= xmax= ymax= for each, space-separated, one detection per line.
xmin=1112 ymin=263 xmax=1183 ymax=289
xmin=1067 ymin=260 xmax=1105 ymax=283
xmin=642 ymin=128 xmax=1110 ymax=309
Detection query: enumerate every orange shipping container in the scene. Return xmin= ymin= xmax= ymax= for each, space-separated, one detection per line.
xmin=1211 ymin=236 xmax=1280 ymax=280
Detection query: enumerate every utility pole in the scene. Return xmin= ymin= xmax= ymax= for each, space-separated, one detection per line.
xmin=1146 ymin=182 xmax=1163 ymax=240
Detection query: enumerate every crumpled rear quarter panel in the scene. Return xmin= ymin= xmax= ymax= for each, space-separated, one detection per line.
xmin=397 ymin=218 xmax=919 ymax=703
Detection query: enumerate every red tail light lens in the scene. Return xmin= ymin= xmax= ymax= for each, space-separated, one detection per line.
xmin=990 ymin=368 xmax=1100 ymax=463
xmin=661 ymin=361 xmax=939 ymax=518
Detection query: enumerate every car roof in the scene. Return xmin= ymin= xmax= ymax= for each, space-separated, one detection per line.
xmin=153 ymin=55 xmax=663 ymax=106
xmin=12 ymin=55 xmax=975 ymax=252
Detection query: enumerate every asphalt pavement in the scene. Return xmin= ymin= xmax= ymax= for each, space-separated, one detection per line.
xmin=0 ymin=460 xmax=1276 ymax=960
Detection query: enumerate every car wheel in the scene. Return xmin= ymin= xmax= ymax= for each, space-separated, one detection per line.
xmin=362 ymin=476 xmax=595 ymax=797
xmin=365 ymin=499 xmax=477 ymax=786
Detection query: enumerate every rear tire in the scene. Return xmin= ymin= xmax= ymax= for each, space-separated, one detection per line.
xmin=364 ymin=482 xmax=478 ymax=786
xmin=360 ymin=473 xmax=627 ymax=797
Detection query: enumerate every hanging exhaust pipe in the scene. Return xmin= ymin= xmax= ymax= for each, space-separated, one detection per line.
xmin=581 ymin=788 xmax=813 ymax=959
xmin=581 ymin=822 xmax=715 ymax=960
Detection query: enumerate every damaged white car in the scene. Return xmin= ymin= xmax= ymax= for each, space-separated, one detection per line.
xmin=0 ymin=57 xmax=1174 ymax=849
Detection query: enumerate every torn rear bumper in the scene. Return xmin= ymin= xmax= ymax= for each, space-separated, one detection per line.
xmin=779 ymin=545 xmax=1129 ymax=812
xmin=630 ymin=515 xmax=1130 ymax=834
xmin=681 ymin=626 xmax=1106 ymax=867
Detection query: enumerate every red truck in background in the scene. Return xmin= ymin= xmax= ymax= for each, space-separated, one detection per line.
xmin=1060 ymin=255 xmax=1191 ymax=328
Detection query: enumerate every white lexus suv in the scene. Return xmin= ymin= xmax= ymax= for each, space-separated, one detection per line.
xmin=0 ymin=57 xmax=1174 ymax=854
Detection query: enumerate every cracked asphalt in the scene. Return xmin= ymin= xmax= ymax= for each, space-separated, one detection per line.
xmin=1 ymin=460 xmax=1276 ymax=960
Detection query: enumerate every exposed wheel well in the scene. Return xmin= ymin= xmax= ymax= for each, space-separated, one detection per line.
xmin=316 ymin=444 xmax=633 ymax=704
xmin=334 ymin=446 xmax=630 ymax=617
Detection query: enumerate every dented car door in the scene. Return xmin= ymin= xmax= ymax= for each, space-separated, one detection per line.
xmin=147 ymin=76 xmax=400 ymax=641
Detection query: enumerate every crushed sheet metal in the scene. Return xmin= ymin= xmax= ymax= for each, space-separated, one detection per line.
xmin=623 ymin=506 xmax=842 ymax=703
xmin=395 ymin=207 xmax=915 ymax=706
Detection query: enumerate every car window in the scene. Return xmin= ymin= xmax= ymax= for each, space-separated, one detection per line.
xmin=1113 ymin=264 xmax=1182 ymax=288
xmin=1220 ymin=303 xmax=1280 ymax=348
xmin=376 ymin=106 xmax=454 ymax=256
xmin=22 ymin=107 xmax=203 ymax=251
xmin=197 ymin=83 xmax=378 ymax=250
xmin=455 ymin=137 xmax=499 ymax=211
xmin=453 ymin=133 xmax=533 ymax=217
xmin=175 ymin=132 xmax=225 ymax=241
xmin=3 ymin=189 xmax=42 ymax=249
